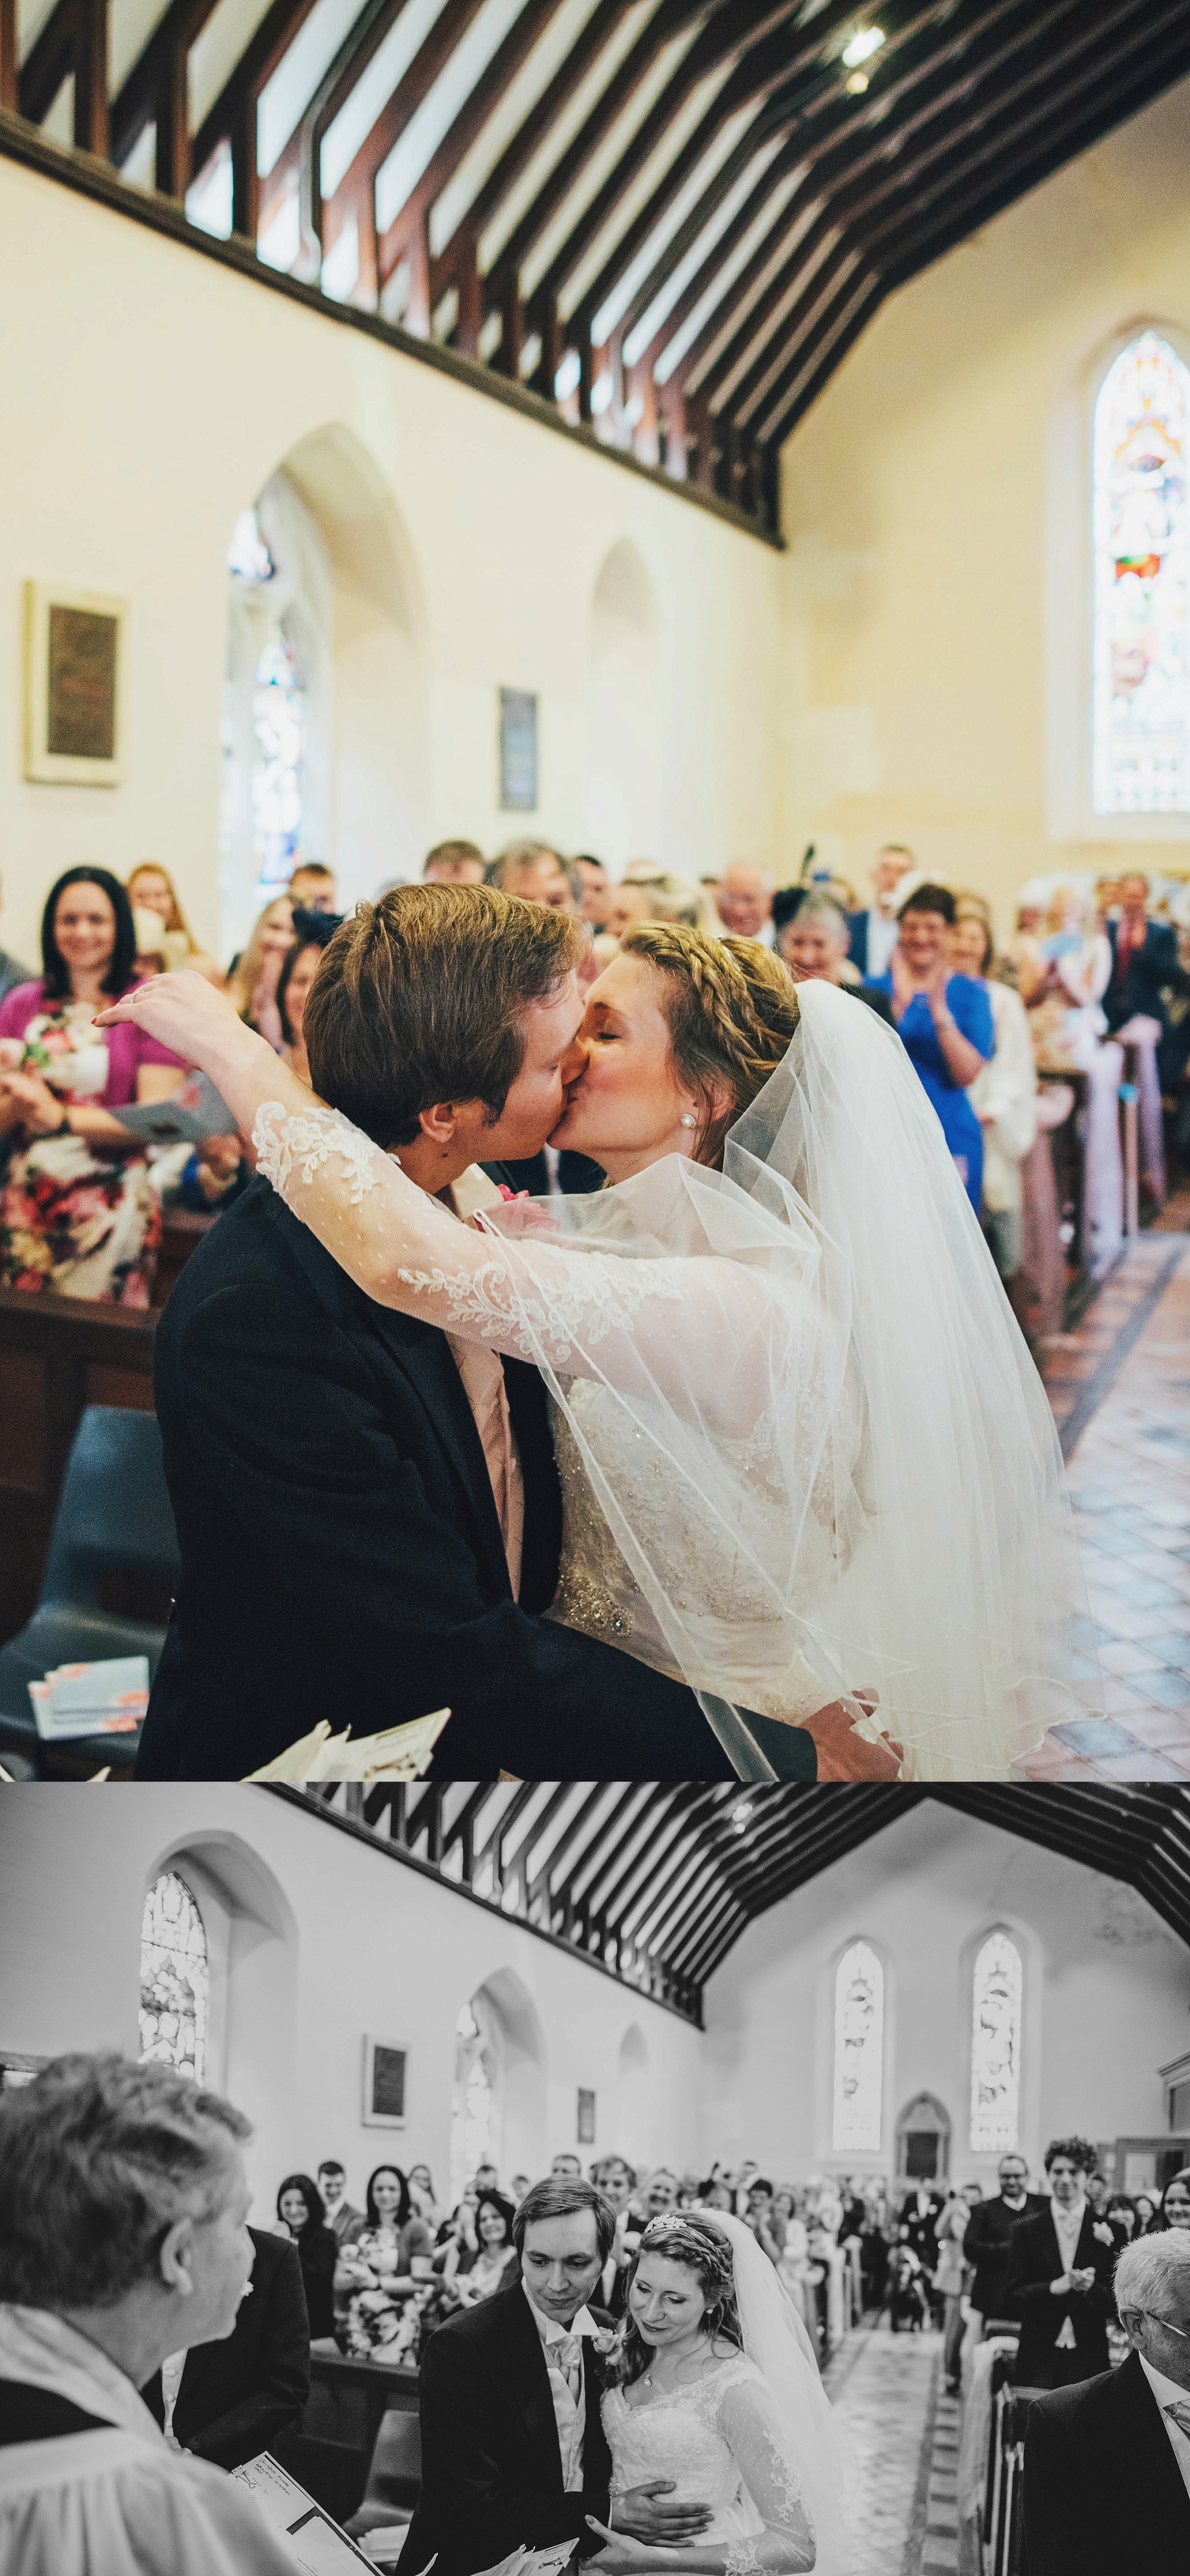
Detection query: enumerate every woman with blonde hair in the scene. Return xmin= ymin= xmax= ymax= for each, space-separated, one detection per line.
xmin=125 ymin=866 xmax=219 ymax=983
xmin=224 ymin=896 xmax=295 ymax=1049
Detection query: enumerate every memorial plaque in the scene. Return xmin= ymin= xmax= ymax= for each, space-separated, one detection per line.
xmin=499 ymin=686 xmax=538 ymax=811
xmin=577 ymin=2086 xmax=595 ymax=2144
xmin=362 ymin=2033 xmax=408 ymax=2126
xmin=24 ymin=582 xmax=126 ymax=783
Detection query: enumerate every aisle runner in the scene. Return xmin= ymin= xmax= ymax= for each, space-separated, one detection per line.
xmin=823 ymin=2323 xmax=958 ymax=2576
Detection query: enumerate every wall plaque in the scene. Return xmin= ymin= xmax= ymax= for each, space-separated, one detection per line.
xmin=499 ymin=686 xmax=538 ymax=811
xmin=577 ymin=2086 xmax=595 ymax=2145
xmin=362 ymin=2034 xmax=408 ymax=2127
xmin=24 ymin=582 xmax=127 ymax=785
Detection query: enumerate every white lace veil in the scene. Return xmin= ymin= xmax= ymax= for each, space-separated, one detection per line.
xmin=704 ymin=2211 xmax=856 ymax=2576
xmin=482 ymin=978 xmax=1084 ymax=1780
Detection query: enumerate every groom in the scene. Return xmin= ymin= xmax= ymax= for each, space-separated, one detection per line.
xmin=139 ymin=883 xmax=800 ymax=1781
xmin=398 ymin=2176 xmax=712 ymax=2576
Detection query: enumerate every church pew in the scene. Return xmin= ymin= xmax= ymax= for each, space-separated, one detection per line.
xmin=285 ymin=2351 xmax=419 ymax=2526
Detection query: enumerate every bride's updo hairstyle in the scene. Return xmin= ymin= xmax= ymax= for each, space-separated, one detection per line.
xmin=618 ymin=923 xmax=800 ymax=1167
xmin=612 ymin=2211 xmax=743 ymax=2387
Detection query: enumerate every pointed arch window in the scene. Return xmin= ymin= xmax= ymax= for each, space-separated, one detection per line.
xmin=139 ymin=1871 xmax=208 ymax=2081
xmin=1093 ymin=329 xmax=1190 ymax=813
xmin=833 ymin=1940 xmax=883 ymax=2152
xmin=970 ymin=1930 xmax=1023 ymax=2153
xmin=450 ymin=2002 xmax=495 ymax=2202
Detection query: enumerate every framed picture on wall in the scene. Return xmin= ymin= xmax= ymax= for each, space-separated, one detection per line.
xmin=24 ymin=581 xmax=127 ymax=785
xmin=577 ymin=2087 xmax=595 ymax=2145
xmin=362 ymin=2034 xmax=407 ymax=2128
xmin=499 ymin=687 xmax=538 ymax=811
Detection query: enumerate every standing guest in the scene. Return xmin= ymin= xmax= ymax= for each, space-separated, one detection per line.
xmin=641 ymin=2169 xmax=680 ymax=2221
xmin=474 ymin=2161 xmax=501 ymax=2194
xmin=575 ymin=855 xmax=612 ymax=927
xmin=288 ymin=862 xmax=337 ymax=913
xmin=317 ymin=2160 xmax=365 ymax=2244
xmin=935 ymin=2189 xmax=972 ymax=2393
xmin=952 ymin=906 xmax=1037 ymax=1292
xmin=1007 ymin=2138 xmax=1117 ymax=2388
xmin=142 ymin=2221 xmax=310 ymax=2464
xmin=1103 ymin=869 xmax=1185 ymax=1201
xmin=962 ymin=2154 xmax=1046 ymax=2339
xmin=126 ymin=865 xmax=220 ymax=982
xmin=0 ymin=870 xmax=33 ymax=1007
xmin=0 ymin=2052 xmax=297 ymax=2576
xmin=591 ymin=2159 xmax=639 ymax=2315
xmin=510 ymin=2173 xmax=535 ymax=2205
xmin=847 ymin=844 xmax=918 ymax=978
xmin=337 ymin=2165 xmax=436 ymax=2357
xmin=553 ymin=2153 xmax=585 ymax=2179
xmin=1022 ymin=2231 xmax=1190 ymax=2574
xmin=0 ymin=867 xmax=183 ymax=1303
xmin=275 ymin=2173 xmax=338 ymax=2339
xmin=778 ymin=895 xmax=894 ymax=1020
xmin=443 ymin=2191 xmax=520 ymax=2304
xmin=424 ymin=841 xmax=486 ymax=887
xmin=489 ymin=844 xmax=577 ymax=911
xmin=696 ymin=2178 xmax=736 ymax=2213
xmin=870 ymin=883 xmax=993 ymax=1209
xmin=1021 ymin=883 xmax=1124 ymax=1274
xmin=224 ymin=897 xmax=295 ymax=1049
xmin=1104 ymin=2194 xmax=1137 ymax=2245
xmin=714 ymin=861 xmax=774 ymax=945
xmin=740 ymin=2177 xmax=783 ymax=2264
xmin=1134 ymin=2191 xmax=1159 ymax=2235
xmin=1154 ymin=2170 xmax=1190 ymax=2230
xmin=276 ymin=908 xmax=340 ymax=1088
xmin=899 ymin=2182 xmax=943 ymax=2272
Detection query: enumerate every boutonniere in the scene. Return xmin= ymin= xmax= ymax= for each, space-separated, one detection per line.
xmin=1092 ymin=2222 xmax=1114 ymax=2246
xmin=588 ymin=2326 xmax=618 ymax=2356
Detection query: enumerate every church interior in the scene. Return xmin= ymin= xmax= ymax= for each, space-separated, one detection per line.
xmin=3 ymin=1777 xmax=1190 ymax=2572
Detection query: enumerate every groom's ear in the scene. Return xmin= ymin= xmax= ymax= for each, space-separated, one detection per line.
xmin=417 ymin=1099 xmax=461 ymax=1145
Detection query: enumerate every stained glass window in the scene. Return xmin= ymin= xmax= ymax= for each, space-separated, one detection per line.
xmin=1093 ymin=330 xmax=1190 ymax=813
xmin=833 ymin=1940 xmax=883 ymax=2153
xmin=970 ymin=1930 xmax=1022 ymax=2153
xmin=139 ymin=1872 xmax=208 ymax=2081
xmin=449 ymin=2002 xmax=494 ymax=2202
xmin=252 ymin=630 xmax=307 ymax=890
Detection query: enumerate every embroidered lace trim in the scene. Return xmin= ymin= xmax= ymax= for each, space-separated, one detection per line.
xmin=253 ymin=1101 xmax=384 ymax=1207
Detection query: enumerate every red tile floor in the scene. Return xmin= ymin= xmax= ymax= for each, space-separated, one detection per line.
xmin=1020 ymin=1191 xmax=1190 ymax=1782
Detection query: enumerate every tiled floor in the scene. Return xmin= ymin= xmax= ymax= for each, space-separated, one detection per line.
xmin=823 ymin=2319 xmax=952 ymax=2576
xmin=1019 ymin=1209 xmax=1190 ymax=1784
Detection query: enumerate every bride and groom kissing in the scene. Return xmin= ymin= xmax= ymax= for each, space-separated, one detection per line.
xmin=396 ymin=2172 xmax=852 ymax=2576
xmin=107 ymin=881 xmax=1077 ymax=1786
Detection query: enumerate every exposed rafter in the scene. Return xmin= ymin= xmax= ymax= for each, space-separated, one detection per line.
xmin=6 ymin=0 xmax=1190 ymax=529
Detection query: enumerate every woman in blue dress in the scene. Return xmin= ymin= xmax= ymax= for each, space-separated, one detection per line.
xmin=871 ymin=882 xmax=993 ymax=1208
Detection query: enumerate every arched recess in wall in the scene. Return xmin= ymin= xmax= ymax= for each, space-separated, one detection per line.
xmin=454 ymin=1967 xmax=547 ymax=2191
xmin=895 ymin=2091 xmax=951 ymax=2184
xmin=615 ymin=2023 xmax=650 ymax=2169
xmin=584 ymin=540 xmax=662 ymax=872
xmin=139 ymin=1833 xmax=298 ymax=2164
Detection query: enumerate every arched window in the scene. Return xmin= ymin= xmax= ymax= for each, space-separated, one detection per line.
xmin=139 ymin=1872 xmax=208 ymax=2081
xmin=970 ymin=1930 xmax=1023 ymax=2153
xmin=219 ymin=478 xmax=332 ymax=953
xmin=833 ymin=1940 xmax=883 ymax=2152
xmin=1093 ymin=329 xmax=1190 ymax=814
xmin=449 ymin=2002 xmax=495 ymax=2202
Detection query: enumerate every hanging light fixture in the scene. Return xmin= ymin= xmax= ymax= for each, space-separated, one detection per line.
xmin=842 ymin=27 xmax=886 ymax=69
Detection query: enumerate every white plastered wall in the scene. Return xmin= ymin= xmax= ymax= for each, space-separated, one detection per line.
xmin=0 ymin=154 xmax=783 ymax=968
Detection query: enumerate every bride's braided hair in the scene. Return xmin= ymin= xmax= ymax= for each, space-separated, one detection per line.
xmin=610 ymin=2211 xmax=743 ymax=2388
xmin=619 ymin=923 xmax=800 ymax=1167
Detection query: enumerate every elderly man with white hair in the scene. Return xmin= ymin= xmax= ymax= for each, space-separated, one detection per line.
xmin=0 ymin=2053 xmax=298 ymax=2575
xmin=1022 ymin=2226 xmax=1190 ymax=2572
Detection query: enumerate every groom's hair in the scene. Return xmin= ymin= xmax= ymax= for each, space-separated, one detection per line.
xmin=513 ymin=2175 xmax=616 ymax=2262
xmin=303 ymin=883 xmax=584 ymax=1147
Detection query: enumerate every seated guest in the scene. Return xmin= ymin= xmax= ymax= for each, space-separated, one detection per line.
xmin=1007 ymin=2137 xmax=1117 ymax=2388
xmin=1135 ymin=2191 xmax=1159 ymax=2235
xmin=714 ymin=860 xmax=774 ymax=946
xmin=424 ymin=840 xmax=486 ymax=886
xmin=318 ymin=2159 xmax=365 ymax=2242
xmin=0 ymin=868 xmax=33 ymax=1007
xmin=488 ymin=843 xmax=577 ymax=912
xmin=1022 ymin=2231 xmax=1190 ymax=2574
xmin=126 ymin=865 xmax=220 ymax=983
xmin=740 ymin=2175 xmax=783 ymax=2264
xmin=778 ymin=895 xmax=894 ymax=1020
xmin=869 ymin=883 xmax=993 ymax=1209
xmin=1104 ymin=2193 xmax=1137 ymax=2245
xmin=225 ymin=897 xmax=295 ymax=1049
xmin=276 ymin=907 xmax=341 ymax=1088
xmin=951 ymin=905 xmax=1037 ymax=1290
xmin=847 ymin=843 xmax=918 ymax=977
xmin=142 ymin=2218 xmax=310 ymax=2465
xmin=337 ymin=2165 xmax=436 ymax=2357
xmin=0 ymin=866 xmax=184 ymax=1303
xmin=1154 ymin=2169 xmax=1190 ymax=2230
xmin=575 ymin=854 xmax=611 ymax=927
xmin=288 ymin=862 xmax=337 ymax=914
xmin=274 ymin=2173 xmax=338 ymax=2340
xmin=962 ymin=2153 xmax=1046 ymax=2337
xmin=407 ymin=2163 xmax=441 ymax=2227
xmin=0 ymin=2052 xmax=296 ymax=2575
xmin=442 ymin=2190 xmax=520 ymax=2304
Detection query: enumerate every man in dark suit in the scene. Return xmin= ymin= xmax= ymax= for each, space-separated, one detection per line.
xmin=398 ymin=2177 xmax=712 ymax=2576
xmin=962 ymin=2152 xmax=1048 ymax=2334
xmin=1006 ymin=2139 xmax=1117 ymax=2389
xmin=1022 ymin=2230 xmax=1190 ymax=2574
xmin=141 ymin=2224 xmax=310 ymax=2468
xmin=846 ymin=846 xmax=918 ymax=979
xmin=1102 ymin=872 xmax=1182 ymax=1033
xmin=898 ymin=2184 xmax=943 ymax=2271
xmin=133 ymin=884 xmax=823 ymax=1784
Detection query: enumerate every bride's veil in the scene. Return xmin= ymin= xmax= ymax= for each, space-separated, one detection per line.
xmin=483 ymin=977 xmax=1083 ymax=1779
xmin=704 ymin=2211 xmax=856 ymax=2576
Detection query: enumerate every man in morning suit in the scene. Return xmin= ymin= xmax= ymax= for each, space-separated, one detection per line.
xmin=962 ymin=2152 xmax=1048 ymax=2335
xmin=1006 ymin=2138 xmax=1117 ymax=2389
xmin=141 ymin=2224 xmax=309 ymax=2468
xmin=397 ymin=2176 xmax=712 ymax=2576
xmin=1022 ymin=2230 xmax=1190 ymax=2575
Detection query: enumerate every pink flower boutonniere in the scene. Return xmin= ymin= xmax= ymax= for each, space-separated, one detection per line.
xmin=1092 ymin=2222 xmax=1114 ymax=2247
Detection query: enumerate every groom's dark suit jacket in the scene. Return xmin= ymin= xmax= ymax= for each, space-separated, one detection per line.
xmin=397 ymin=2281 xmax=614 ymax=2576
xmin=1022 ymin=2347 xmax=1190 ymax=2575
xmin=137 ymin=1173 xmax=740 ymax=1780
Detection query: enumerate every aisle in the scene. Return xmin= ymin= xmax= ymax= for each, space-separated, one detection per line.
xmin=824 ymin=2321 xmax=959 ymax=2576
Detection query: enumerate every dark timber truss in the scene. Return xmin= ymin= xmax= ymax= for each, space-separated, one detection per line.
xmin=278 ymin=1780 xmax=1190 ymax=2025
xmin=4 ymin=0 xmax=1190 ymax=533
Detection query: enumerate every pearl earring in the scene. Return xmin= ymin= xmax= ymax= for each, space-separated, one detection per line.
xmin=680 ymin=1114 xmax=697 ymax=1128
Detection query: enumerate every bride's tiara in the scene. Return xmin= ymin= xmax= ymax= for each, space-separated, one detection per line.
xmin=641 ymin=2212 xmax=735 ymax=2282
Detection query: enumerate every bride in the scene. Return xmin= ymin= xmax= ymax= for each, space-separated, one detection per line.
xmin=587 ymin=2208 xmax=853 ymax=2576
xmin=99 ymin=911 xmax=1081 ymax=1782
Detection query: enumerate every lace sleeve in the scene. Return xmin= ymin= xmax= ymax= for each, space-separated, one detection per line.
xmin=716 ymin=2371 xmax=816 ymax=2574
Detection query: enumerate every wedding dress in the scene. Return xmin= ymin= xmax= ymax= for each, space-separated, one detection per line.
xmin=252 ymin=977 xmax=1084 ymax=1781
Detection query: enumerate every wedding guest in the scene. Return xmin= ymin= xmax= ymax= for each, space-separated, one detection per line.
xmin=126 ymin=865 xmax=220 ymax=982
xmin=1154 ymin=2170 xmax=1190 ymax=2230
xmin=641 ymin=2168 xmax=680 ymax=2220
xmin=934 ymin=2189 xmax=971 ymax=2393
xmin=142 ymin=2221 xmax=310 ymax=2465
xmin=952 ymin=906 xmax=1037 ymax=1289
xmin=847 ymin=843 xmax=918 ymax=977
xmin=778 ymin=894 xmax=893 ymax=1019
xmin=1105 ymin=2193 xmax=1138 ymax=2245
xmin=616 ymin=868 xmax=715 ymax=932
xmin=489 ymin=844 xmax=577 ymax=911
xmin=0 ymin=867 xmax=184 ymax=1302
xmin=741 ymin=2177 xmax=783 ymax=2264
xmin=899 ymin=2182 xmax=943 ymax=2271
xmin=0 ymin=2052 xmax=296 ymax=2575
xmin=276 ymin=908 xmax=340 ymax=1088
xmin=275 ymin=2172 xmax=338 ymax=2339
xmin=1022 ymin=2231 xmax=1190 ymax=2573
xmin=696 ymin=2177 xmax=736 ymax=2213
xmin=1007 ymin=2138 xmax=1117 ymax=2388
xmin=552 ymin=2153 xmax=585 ymax=2179
xmin=1135 ymin=2191 xmax=1159 ymax=2235
xmin=604 ymin=882 xmax=656 ymax=940
xmin=423 ymin=841 xmax=486 ymax=887
xmin=337 ymin=2165 xmax=436 ymax=2357
xmin=442 ymin=2191 xmax=520 ymax=2304
xmin=575 ymin=855 xmax=612 ymax=927
xmin=510 ymin=2173 xmax=535 ymax=2205
xmin=1102 ymin=869 xmax=1183 ymax=1202
xmin=0 ymin=869 xmax=33 ymax=1007
xmin=590 ymin=2159 xmax=639 ymax=2314
xmin=962 ymin=2153 xmax=1046 ymax=2338
xmin=317 ymin=2160 xmax=365 ymax=2244
xmin=225 ymin=897 xmax=295 ymax=1049
xmin=407 ymin=2164 xmax=441 ymax=2227
xmin=870 ymin=883 xmax=993 ymax=1208
xmin=714 ymin=860 xmax=774 ymax=945
xmin=288 ymin=862 xmax=337 ymax=913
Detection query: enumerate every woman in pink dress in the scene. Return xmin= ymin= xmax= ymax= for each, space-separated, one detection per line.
xmin=0 ymin=868 xmax=184 ymax=1304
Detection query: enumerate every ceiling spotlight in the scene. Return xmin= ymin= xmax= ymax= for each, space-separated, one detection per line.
xmin=846 ymin=70 xmax=869 ymax=91
xmin=732 ymin=1801 xmax=754 ymax=1829
xmin=842 ymin=25 xmax=885 ymax=68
